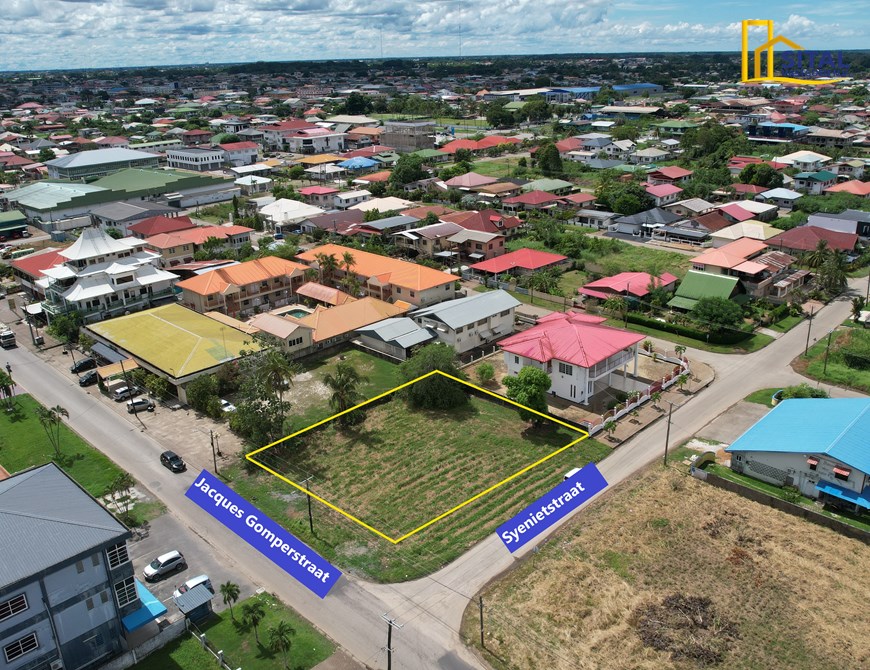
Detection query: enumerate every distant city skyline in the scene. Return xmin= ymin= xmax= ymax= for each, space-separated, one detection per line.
xmin=0 ymin=1 xmax=866 ymax=72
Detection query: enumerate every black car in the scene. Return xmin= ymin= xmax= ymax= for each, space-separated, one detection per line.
xmin=78 ymin=370 xmax=98 ymax=387
xmin=70 ymin=358 xmax=96 ymax=373
xmin=160 ymin=450 xmax=186 ymax=473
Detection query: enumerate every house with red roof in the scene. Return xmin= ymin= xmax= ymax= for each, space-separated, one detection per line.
xmin=768 ymin=226 xmax=859 ymax=255
xmin=9 ymin=248 xmax=66 ymax=298
xmin=469 ymin=248 xmax=568 ymax=277
xmin=579 ymin=272 xmax=678 ymax=302
xmin=182 ymin=129 xmax=213 ymax=146
xmin=731 ymin=183 xmax=768 ymax=197
xmin=94 ymin=136 xmax=130 ymax=150
xmin=128 ymin=215 xmax=196 ymax=239
xmin=441 ymin=209 xmax=524 ymax=238
xmin=645 ymin=183 xmax=683 ymax=207
xmin=825 ymin=180 xmax=870 ymax=198
xmin=444 ymin=172 xmax=498 ymax=189
xmin=299 ymin=185 xmax=340 ymax=208
xmin=501 ymin=190 xmax=559 ymax=212
xmin=499 ymin=311 xmax=645 ymax=404
xmin=556 ymin=192 xmax=596 ymax=209
xmin=218 ymin=141 xmax=259 ymax=167
xmin=647 ymin=166 xmax=693 ymax=185
xmin=145 ymin=224 xmax=253 ymax=267
xmin=716 ymin=203 xmax=756 ymax=224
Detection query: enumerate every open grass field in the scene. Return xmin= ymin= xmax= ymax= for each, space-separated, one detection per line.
xmin=284 ymin=349 xmax=402 ymax=433
xmin=463 ymin=464 xmax=870 ymax=670
xmin=0 ymin=394 xmax=125 ymax=497
xmin=584 ymin=244 xmax=693 ymax=278
xmin=794 ymin=326 xmax=870 ymax=393
xmin=604 ymin=318 xmax=775 ymax=354
xmin=471 ymin=158 xmax=533 ymax=179
xmin=134 ymin=593 xmax=333 ymax=670
xmin=234 ymin=387 xmax=609 ymax=582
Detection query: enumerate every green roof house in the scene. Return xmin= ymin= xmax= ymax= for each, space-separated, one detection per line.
xmin=667 ymin=270 xmax=740 ymax=311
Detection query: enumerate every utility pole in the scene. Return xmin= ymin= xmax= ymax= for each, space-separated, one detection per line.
xmin=663 ymin=401 xmax=673 ymax=466
xmin=823 ymin=330 xmax=834 ymax=375
xmin=804 ymin=306 xmax=815 ymax=356
xmin=120 ymin=358 xmax=136 ymax=416
xmin=301 ymin=475 xmax=314 ymax=534
xmin=479 ymin=596 xmax=485 ymax=648
xmin=210 ymin=430 xmax=218 ymax=474
xmin=381 ymin=614 xmax=403 ymax=670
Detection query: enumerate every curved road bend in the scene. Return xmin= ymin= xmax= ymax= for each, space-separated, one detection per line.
xmin=5 ymin=283 xmax=859 ymax=669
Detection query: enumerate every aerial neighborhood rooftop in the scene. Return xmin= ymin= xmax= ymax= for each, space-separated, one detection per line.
xmin=1 ymin=45 xmax=869 ymax=670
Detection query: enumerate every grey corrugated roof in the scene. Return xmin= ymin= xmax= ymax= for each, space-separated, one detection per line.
xmin=411 ymin=290 xmax=520 ymax=329
xmin=46 ymin=147 xmax=158 ymax=169
xmin=90 ymin=201 xmax=175 ymax=221
xmin=174 ymin=584 xmax=215 ymax=614
xmin=356 ymin=317 xmax=436 ymax=348
xmin=0 ymin=464 xmax=129 ymax=588
xmin=361 ymin=215 xmax=418 ymax=231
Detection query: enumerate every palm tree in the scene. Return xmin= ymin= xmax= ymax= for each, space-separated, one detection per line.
xmin=603 ymin=419 xmax=617 ymax=441
xmin=242 ymin=600 xmax=267 ymax=645
xmin=268 ymin=620 xmax=296 ymax=670
xmin=0 ymin=369 xmax=14 ymax=409
xmin=257 ymin=350 xmax=300 ymax=421
xmin=818 ymin=250 xmax=848 ymax=296
xmin=804 ymin=239 xmax=830 ymax=269
xmin=676 ymin=373 xmax=690 ymax=393
xmin=36 ymin=404 xmax=69 ymax=457
xmin=650 ymin=391 xmax=662 ymax=410
xmin=341 ymin=250 xmax=356 ymax=276
xmin=852 ymin=297 xmax=865 ymax=322
xmin=322 ymin=362 xmax=368 ymax=424
xmin=314 ymin=252 xmax=339 ymax=285
xmin=220 ymin=581 xmax=240 ymax=620
xmin=603 ymin=295 xmax=628 ymax=326
xmin=674 ymin=344 xmax=687 ymax=360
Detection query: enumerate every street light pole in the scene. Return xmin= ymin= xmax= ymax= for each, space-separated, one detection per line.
xmin=210 ymin=429 xmax=218 ymax=474
xmin=823 ymin=330 xmax=834 ymax=375
xmin=804 ymin=306 xmax=815 ymax=357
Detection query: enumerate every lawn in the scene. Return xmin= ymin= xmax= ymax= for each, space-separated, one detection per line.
xmin=604 ymin=318 xmax=775 ymax=354
xmin=743 ymin=388 xmax=780 ymax=407
xmin=584 ymin=244 xmax=693 ymax=278
xmin=284 ymin=349 xmax=401 ymax=433
xmin=135 ymin=593 xmax=333 ymax=670
xmin=0 ymin=394 xmax=126 ymax=497
xmin=463 ymin=464 xmax=870 ymax=670
xmin=768 ymin=314 xmax=804 ymax=333
xmin=470 ymin=158 xmax=532 ymax=179
xmin=794 ymin=327 xmax=870 ymax=393
xmin=558 ymin=269 xmax=588 ymax=297
xmin=195 ymin=202 xmax=236 ymax=224
xmin=474 ymin=285 xmax=571 ymax=312
xmin=236 ymin=387 xmax=609 ymax=582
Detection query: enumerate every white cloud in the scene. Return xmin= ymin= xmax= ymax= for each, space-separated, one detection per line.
xmin=0 ymin=3 xmax=863 ymax=71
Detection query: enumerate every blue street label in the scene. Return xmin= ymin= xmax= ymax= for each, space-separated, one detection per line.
xmin=186 ymin=470 xmax=341 ymax=598
xmin=496 ymin=463 xmax=608 ymax=552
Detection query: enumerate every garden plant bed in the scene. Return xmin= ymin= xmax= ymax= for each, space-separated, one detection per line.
xmin=462 ymin=464 xmax=870 ymax=670
xmin=793 ymin=326 xmax=870 ymax=393
xmin=235 ymin=382 xmax=609 ymax=582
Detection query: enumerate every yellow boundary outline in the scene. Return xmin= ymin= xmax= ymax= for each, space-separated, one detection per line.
xmin=246 ymin=370 xmax=588 ymax=544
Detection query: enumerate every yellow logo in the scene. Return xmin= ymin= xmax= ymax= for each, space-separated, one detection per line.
xmin=741 ymin=19 xmax=848 ymax=85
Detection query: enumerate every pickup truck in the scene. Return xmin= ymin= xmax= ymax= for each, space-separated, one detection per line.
xmin=0 ymin=323 xmax=15 ymax=349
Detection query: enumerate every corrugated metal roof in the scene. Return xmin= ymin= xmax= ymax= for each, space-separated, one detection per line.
xmin=46 ymin=147 xmax=158 ymax=168
xmin=672 ymin=270 xmax=739 ymax=301
xmin=726 ymin=398 xmax=870 ymax=474
xmin=411 ymin=290 xmax=520 ymax=329
xmin=0 ymin=464 xmax=129 ymax=588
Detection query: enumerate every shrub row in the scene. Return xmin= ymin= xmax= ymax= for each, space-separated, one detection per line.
xmin=626 ymin=312 xmax=753 ymax=345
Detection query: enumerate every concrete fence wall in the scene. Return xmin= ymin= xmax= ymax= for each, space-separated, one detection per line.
xmin=98 ymin=619 xmax=188 ymax=670
xmin=704 ymin=472 xmax=870 ymax=545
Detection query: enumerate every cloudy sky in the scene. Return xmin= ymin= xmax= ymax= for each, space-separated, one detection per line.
xmin=0 ymin=0 xmax=865 ymax=71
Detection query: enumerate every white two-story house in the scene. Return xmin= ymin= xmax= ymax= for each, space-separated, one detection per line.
xmin=410 ymin=290 xmax=519 ymax=354
xmin=499 ymin=312 xmax=644 ymax=403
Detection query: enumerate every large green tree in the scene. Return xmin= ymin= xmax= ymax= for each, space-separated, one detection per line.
xmin=738 ymin=163 xmax=784 ymax=188
xmin=399 ymin=344 xmax=468 ymax=410
xmin=691 ymin=296 xmax=744 ymax=331
xmin=595 ymin=179 xmax=653 ymax=215
xmin=503 ymin=367 xmax=551 ymax=425
xmin=389 ymin=153 xmax=427 ymax=186
xmin=323 ymin=361 xmax=368 ymax=425
xmin=535 ymin=142 xmax=563 ymax=176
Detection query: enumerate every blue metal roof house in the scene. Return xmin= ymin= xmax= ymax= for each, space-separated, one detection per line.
xmin=726 ymin=398 xmax=870 ymax=513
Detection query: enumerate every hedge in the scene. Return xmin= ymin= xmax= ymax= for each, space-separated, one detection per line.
xmin=626 ymin=312 xmax=753 ymax=345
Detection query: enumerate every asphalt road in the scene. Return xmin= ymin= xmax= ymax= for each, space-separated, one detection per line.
xmin=3 ymin=280 xmax=859 ymax=669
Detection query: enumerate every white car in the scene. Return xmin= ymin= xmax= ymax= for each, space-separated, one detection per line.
xmin=220 ymin=399 xmax=236 ymax=413
xmin=173 ymin=574 xmax=213 ymax=599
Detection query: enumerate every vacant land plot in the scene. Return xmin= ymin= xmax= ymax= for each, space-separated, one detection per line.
xmin=236 ymin=387 xmax=608 ymax=582
xmin=0 ymin=394 xmax=125 ymax=496
xmin=794 ymin=326 xmax=870 ymax=393
xmin=470 ymin=158 xmax=530 ymax=179
xmin=464 ymin=465 xmax=870 ymax=670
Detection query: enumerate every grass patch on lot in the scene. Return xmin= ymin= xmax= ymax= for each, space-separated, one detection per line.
xmin=195 ymin=202 xmax=236 ymax=224
xmin=586 ymin=244 xmax=692 ymax=278
xmin=604 ymin=318 xmax=775 ymax=354
xmin=237 ymin=389 xmax=608 ymax=582
xmin=743 ymin=388 xmax=780 ymax=407
xmin=134 ymin=593 xmax=333 ymax=670
xmin=464 ymin=464 xmax=870 ymax=670
xmin=793 ymin=327 xmax=870 ymax=393
xmin=284 ymin=349 xmax=401 ymax=433
xmin=474 ymin=285 xmax=570 ymax=312
xmin=470 ymin=158 xmax=533 ymax=179
xmin=768 ymin=314 xmax=804 ymax=333
xmin=0 ymin=394 xmax=126 ymax=496
xmin=558 ymin=269 xmax=588 ymax=297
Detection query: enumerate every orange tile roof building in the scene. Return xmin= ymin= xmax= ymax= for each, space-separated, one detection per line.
xmin=177 ymin=256 xmax=309 ymax=318
xmin=296 ymin=244 xmax=456 ymax=307
xmin=289 ymin=297 xmax=410 ymax=345
xmin=144 ymin=225 xmax=253 ymax=267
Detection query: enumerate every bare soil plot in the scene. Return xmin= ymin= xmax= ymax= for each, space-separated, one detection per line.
xmin=464 ymin=465 xmax=870 ymax=670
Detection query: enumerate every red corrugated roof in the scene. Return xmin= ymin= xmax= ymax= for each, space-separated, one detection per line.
xmin=128 ymin=215 xmax=195 ymax=237
xmin=646 ymin=183 xmax=683 ymax=197
xmin=768 ymin=225 xmax=858 ymax=252
xmin=218 ymin=141 xmax=259 ymax=150
xmin=499 ymin=312 xmax=645 ymax=368
xmin=10 ymin=249 xmax=65 ymax=278
xmin=470 ymin=248 xmax=566 ymax=274
xmin=582 ymin=272 xmax=678 ymax=297
xmin=502 ymin=190 xmax=558 ymax=205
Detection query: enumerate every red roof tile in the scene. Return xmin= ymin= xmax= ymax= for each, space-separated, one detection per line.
xmin=768 ymin=226 xmax=858 ymax=252
xmin=470 ymin=248 xmax=566 ymax=273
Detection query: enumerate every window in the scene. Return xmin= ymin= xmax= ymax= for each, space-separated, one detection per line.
xmin=86 ymin=597 xmax=94 ymax=611
xmin=500 ymin=310 xmax=509 ymax=317
xmin=100 ymin=591 xmax=109 ymax=604
xmin=514 ymin=356 xmax=519 ymax=364
xmin=0 ymin=594 xmax=27 ymax=622
xmin=395 ymin=287 xmax=401 ymax=294
xmin=106 ymin=542 xmax=129 ymax=569
xmin=4 ymin=633 xmax=38 ymax=663
xmin=558 ymin=362 xmax=573 ymax=375
xmin=806 ymin=457 xmax=819 ymax=471
xmin=92 ymin=554 xmax=100 ymax=567
xmin=76 ymin=560 xmax=85 ymax=574
xmin=410 ymin=291 xmax=415 ymax=298
xmin=114 ymin=577 xmax=137 ymax=608
xmin=477 ymin=319 xmax=486 ymax=326
xmin=833 ymin=466 xmax=851 ymax=481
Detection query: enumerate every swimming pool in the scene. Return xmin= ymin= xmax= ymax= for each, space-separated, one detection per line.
xmin=287 ymin=308 xmax=309 ymax=318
